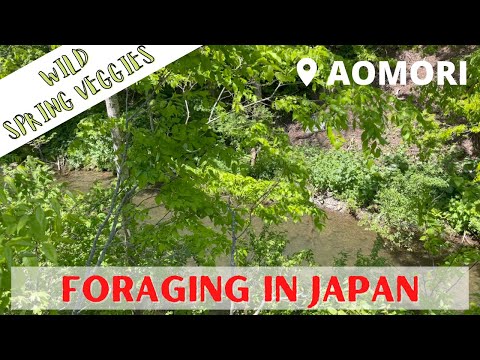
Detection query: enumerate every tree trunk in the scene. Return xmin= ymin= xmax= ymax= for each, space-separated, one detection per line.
xmin=471 ymin=132 xmax=480 ymax=157
xmin=105 ymin=94 xmax=132 ymax=265
xmin=253 ymin=82 xmax=262 ymax=99
xmin=250 ymin=146 xmax=261 ymax=167
xmin=250 ymin=83 xmax=262 ymax=167
xmin=228 ymin=200 xmax=237 ymax=315
xmin=105 ymin=95 xmax=122 ymax=177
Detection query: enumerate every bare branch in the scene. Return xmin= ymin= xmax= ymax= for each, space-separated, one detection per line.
xmin=155 ymin=210 xmax=172 ymax=226
xmin=254 ymin=300 xmax=266 ymax=315
xmin=135 ymin=193 xmax=158 ymax=207
xmin=185 ymin=99 xmax=190 ymax=125
xmin=86 ymin=177 xmax=123 ymax=266
xmin=235 ymin=179 xmax=281 ymax=241
xmin=207 ymin=87 xmax=226 ymax=124
xmin=96 ymin=185 xmax=138 ymax=266
xmin=228 ymin=198 xmax=237 ymax=268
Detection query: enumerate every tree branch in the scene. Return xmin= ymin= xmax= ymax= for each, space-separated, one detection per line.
xmin=185 ymin=99 xmax=190 ymax=125
xmin=207 ymin=87 xmax=226 ymax=123
xmin=235 ymin=179 xmax=281 ymax=241
xmin=86 ymin=80 xmax=165 ymax=267
xmin=96 ymin=185 xmax=138 ymax=266
xmin=86 ymin=177 xmax=123 ymax=266
xmin=208 ymin=83 xmax=285 ymax=124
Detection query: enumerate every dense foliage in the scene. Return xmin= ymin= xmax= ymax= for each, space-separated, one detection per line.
xmin=1 ymin=45 xmax=479 ymax=314
xmin=306 ymin=147 xmax=480 ymax=253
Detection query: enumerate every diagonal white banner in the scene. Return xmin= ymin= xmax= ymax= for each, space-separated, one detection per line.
xmin=0 ymin=45 xmax=201 ymax=158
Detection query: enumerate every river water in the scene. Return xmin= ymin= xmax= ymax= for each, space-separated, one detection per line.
xmin=58 ymin=170 xmax=480 ymax=298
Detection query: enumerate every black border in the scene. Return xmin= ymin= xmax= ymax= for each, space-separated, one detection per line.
xmin=2 ymin=16 xmax=479 ymax=44
xmin=2 ymin=314 xmax=478 ymax=340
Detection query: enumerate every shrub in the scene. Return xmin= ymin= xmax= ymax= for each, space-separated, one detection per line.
xmin=236 ymin=226 xmax=315 ymax=267
xmin=67 ymin=114 xmax=115 ymax=171
xmin=304 ymin=146 xmax=480 ymax=250
xmin=305 ymin=148 xmax=384 ymax=208
xmin=0 ymin=157 xmax=76 ymax=311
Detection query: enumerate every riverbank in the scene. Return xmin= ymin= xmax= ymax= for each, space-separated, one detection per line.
xmin=314 ymin=188 xmax=479 ymax=248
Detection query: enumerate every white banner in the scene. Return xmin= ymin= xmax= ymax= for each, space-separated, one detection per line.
xmin=0 ymin=45 xmax=201 ymax=158
xmin=11 ymin=267 xmax=470 ymax=311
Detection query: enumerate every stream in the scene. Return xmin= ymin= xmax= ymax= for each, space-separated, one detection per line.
xmin=58 ymin=170 xmax=480 ymax=298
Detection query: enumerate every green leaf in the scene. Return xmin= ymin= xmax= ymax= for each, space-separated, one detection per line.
xmin=50 ymin=198 xmax=61 ymax=216
xmin=366 ymin=159 xmax=375 ymax=170
xmin=3 ymin=247 xmax=12 ymax=268
xmin=0 ymin=188 xmax=7 ymax=204
xmin=265 ymin=66 xmax=274 ymax=82
xmin=40 ymin=243 xmax=57 ymax=264
xmin=22 ymin=256 xmax=38 ymax=266
xmin=35 ymin=207 xmax=46 ymax=230
xmin=6 ymin=238 xmax=35 ymax=248
xmin=16 ymin=215 xmax=29 ymax=234
xmin=268 ymin=51 xmax=282 ymax=63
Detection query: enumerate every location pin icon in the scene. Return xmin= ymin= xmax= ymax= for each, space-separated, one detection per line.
xmin=297 ymin=58 xmax=317 ymax=86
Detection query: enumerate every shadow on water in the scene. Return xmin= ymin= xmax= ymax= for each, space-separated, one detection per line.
xmin=58 ymin=170 xmax=480 ymax=297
